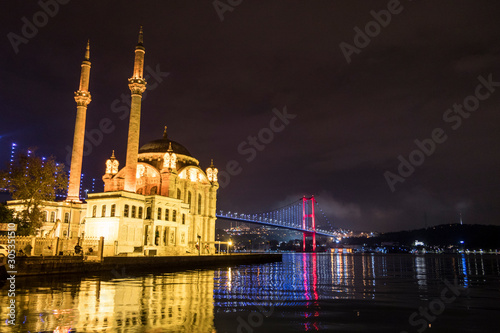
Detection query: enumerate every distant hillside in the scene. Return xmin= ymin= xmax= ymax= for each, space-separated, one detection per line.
xmin=343 ymin=224 xmax=500 ymax=249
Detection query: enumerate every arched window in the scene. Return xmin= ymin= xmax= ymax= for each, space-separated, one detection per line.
xmin=137 ymin=188 xmax=143 ymax=195
xmin=146 ymin=207 xmax=151 ymax=219
xmin=157 ymin=208 xmax=162 ymax=220
xmin=111 ymin=204 xmax=116 ymax=217
xmin=182 ymin=214 xmax=186 ymax=225
xmin=138 ymin=207 xmax=143 ymax=219
xmin=64 ymin=212 xmax=70 ymax=223
xmin=188 ymin=192 xmax=192 ymax=206
xmin=50 ymin=211 xmax=55 ymax=222
xmin=165 ymin=209 xmax=169 ymax=221
xmin=92 ymin=206 xmax=97 ymax=218
xmin=124 ymin=205 xmax=129 ymax=217
xmin=172 ymin=210 xmax=177 ymax=222
xmin=150 ymin=186 xmax=157 ymax=195
xmin=198 ymin=194 xmax=202 ymax=215
xmin=102 ymin=205 xmax=106 ymax=217
xmin=177 ymin=189 xmax=181 ymax=199
xmin=43 ymin=211 xmax=48 ymax=222
xmin=132 ymin=206 xmax=137 ymax=218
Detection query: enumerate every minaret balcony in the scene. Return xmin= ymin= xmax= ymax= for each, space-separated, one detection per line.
xmin=128 ymin=78 xmax=147 ymax=95
xmin=74 ymin=90 xmax=92 ymax=106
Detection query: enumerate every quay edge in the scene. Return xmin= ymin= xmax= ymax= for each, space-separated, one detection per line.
xmin=1 ymin=253 xmax=283 ymax=277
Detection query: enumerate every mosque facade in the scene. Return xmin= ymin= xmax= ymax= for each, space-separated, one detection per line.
xmin=7 ymin=28 xmax=219 ymax=256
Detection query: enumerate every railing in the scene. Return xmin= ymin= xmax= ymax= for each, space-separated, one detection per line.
xmin=0 ymin=236 xmax=104 ymax=261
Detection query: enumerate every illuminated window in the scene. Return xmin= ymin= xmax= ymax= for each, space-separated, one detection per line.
xmin=111 ymin=204 xmax=116 ymax=217
xmin=102 ymin=205 xmax=106 ymax=217
xmin=132 ymin=206 xmax=137 ymax=218
xmin=182 ymin=214 xmax=185 ymax=225
xmin=138 ymin=207 xmax=143 ymax=219
xmin=172 ymin=210 xmax=177 ymax=222
xmin=165 ymin=209 xmax=169 ymax=221
xmin=198 ymin=194 xmax=202 ymax=215
xmin=124 ymin=205 xmax=129 ymax=218
xmin=92 ymin=206 xmax=97 ymax=218
xmin=50 ymin=212 xmax=55 ymax=222
xmin=157 ymin=208 xmax=162 ymax=220
xmin=146 ymin=207 xmax=151 ymax=219
xmin=64 ymin=212 xmax=70 ymax=223
xmin=43 ymin=211 xmax=48 ymax=222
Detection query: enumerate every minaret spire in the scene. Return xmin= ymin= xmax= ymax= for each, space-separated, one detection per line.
xmin=84 ymin=40 xmax=90 ymax=60
xmin=67 ymin=41 xmax=92 ymax=202
xmin=124 ymin=27 xmax=147 ymax=193
xmin=132 ymin=26 xmax=145 ymax=79
xmin=78 ymin=40 xmax=91 ymax=91
xmin=138 ymin=26 xmax=144 ymax=45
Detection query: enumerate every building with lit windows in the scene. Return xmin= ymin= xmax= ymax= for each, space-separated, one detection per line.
xmin=85 ymin=128 xmax=219 ymax=256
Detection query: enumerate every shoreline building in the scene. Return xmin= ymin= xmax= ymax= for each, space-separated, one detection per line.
xmin=8 ymin=28 xmax=219 ymax=256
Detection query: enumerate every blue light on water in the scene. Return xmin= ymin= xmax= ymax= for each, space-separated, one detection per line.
xmin=461 ymin=254 xmax=469 ymax=288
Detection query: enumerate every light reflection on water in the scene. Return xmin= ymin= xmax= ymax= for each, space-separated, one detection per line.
xmin=0 ymin=253 xmax=499 ymax=332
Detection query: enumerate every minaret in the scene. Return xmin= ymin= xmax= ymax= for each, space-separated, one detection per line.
xmin=124 ymin=27 xmax=147 ymax=192
xmin=160 ymin=127 xmax=178 ymax=197
xmin=67 ymin=41 xmax=91 ymax=202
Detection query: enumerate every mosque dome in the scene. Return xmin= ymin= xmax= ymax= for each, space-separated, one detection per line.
xmin=138 ymin=127 xmax=192 ymax=157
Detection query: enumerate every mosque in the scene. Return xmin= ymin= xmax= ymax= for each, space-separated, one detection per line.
xmin=7 ymin=28 xmax=219 ymax=256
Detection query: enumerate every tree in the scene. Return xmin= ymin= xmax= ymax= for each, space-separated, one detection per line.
xmin=0 ymin=203 xmax=29 ymax=235
xmin=0 ymin=150 xmax=68 ymax=235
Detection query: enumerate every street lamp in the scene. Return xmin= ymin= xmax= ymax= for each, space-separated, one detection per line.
xmin=228 ymin=240 xmax=232 ymax=255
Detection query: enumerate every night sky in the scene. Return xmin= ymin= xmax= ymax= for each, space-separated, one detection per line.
xmin=1 ymin=1 xmax=500 ymax=232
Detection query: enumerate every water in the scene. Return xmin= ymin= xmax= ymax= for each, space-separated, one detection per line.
xmin=1 ymin=253 xmax=499 ymax=332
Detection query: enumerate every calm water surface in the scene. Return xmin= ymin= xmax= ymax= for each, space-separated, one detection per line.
xmin=1 ymin=253 xmax=499 ymax=332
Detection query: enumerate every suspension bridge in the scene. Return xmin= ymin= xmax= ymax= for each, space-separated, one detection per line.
xmin=216 ymin=196 xmax=337 ymax=251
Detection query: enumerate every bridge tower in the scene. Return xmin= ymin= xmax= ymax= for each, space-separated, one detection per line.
xmin=302 ymin=196 xmax=317 ymax=252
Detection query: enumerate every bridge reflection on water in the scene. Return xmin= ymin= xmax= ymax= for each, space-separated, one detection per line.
xmin=1 ymin=253 xmax=499 ymax=332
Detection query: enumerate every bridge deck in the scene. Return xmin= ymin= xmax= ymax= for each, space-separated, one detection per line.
xmin=215 ymin=215 xmax=335 ymax=237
